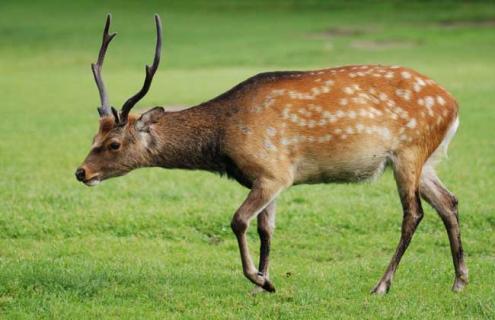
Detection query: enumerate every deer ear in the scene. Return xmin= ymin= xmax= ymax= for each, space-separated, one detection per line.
xmin=136 ymin=107 xmax=165 ymax=131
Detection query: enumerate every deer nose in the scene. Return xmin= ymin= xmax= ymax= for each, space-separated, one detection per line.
xmin=75 ymin=168 xmax=86 ymax=181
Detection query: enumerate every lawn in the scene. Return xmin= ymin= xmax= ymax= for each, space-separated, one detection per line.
xmin=1 ymin=0 xmax=494 ymax=318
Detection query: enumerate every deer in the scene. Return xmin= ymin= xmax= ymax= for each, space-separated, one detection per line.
xmin=75 ymin=13 xmax=468 ymax=294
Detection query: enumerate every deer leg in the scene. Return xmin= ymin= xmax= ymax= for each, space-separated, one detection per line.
xmin=419 ymin=167 xmax=468 ymax=292
xmin=258 ymin=200 xmax=276 ymax=277
xmin=231 ymin=179 xmax=283 ymax=292
xmin=251 ymin=201 xmax=276 ymax=294
xmin=372 ymin=156 xmax=424 ymax=294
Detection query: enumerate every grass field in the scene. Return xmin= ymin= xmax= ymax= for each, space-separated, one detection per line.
xmin=1 ymin=0 xmax=495 ymax=318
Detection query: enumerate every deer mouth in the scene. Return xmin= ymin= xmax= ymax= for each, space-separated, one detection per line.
xmin=84 ymin=176 xmax=101 ymax=187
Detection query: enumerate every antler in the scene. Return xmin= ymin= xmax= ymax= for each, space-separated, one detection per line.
xmin=119 ymin=14 xmax=162 ymax=125
xmin=91 ymin=14 xmax=117 ymax=117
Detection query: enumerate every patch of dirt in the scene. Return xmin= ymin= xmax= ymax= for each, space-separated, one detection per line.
xmin=350 ymin=39 xmax=421 ymax=50
xmin=437 ymin=18 xmax=495 ymax=28
xmin=307 ymin=26 xmax=376 ymax=39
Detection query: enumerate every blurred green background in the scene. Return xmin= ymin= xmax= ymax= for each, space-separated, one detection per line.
xmin=1 ymin=0 xmax=494 ymax=318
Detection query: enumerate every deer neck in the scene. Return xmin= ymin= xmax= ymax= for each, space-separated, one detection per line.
xmin=146 ymin=105 xmax=226 ymax=172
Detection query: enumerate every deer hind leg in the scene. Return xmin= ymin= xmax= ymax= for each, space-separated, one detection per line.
xmin=257 ymin=200 xmax=276 ymax=277
xmin=231 ymin=179 xmax=284 ymax=293
xmin=251 ymin=201 xmax=277 ymax=294
xmin=419 ymin=167 xmax=468 ymax=292
xmin=372 ymin=152 xmax=424 ymax=294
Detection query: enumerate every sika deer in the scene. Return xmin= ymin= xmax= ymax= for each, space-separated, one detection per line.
xmin=76 ymin=14 xmax=468 ymax=294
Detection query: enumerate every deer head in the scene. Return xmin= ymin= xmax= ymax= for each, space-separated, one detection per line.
xmin=75 ymin=14 xmax=163 ymax=186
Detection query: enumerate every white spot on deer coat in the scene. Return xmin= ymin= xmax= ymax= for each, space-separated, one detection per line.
xmin=436 ymin=95 xmax=446 ymax=106
xmin=370 ymin=107 xmax=383 ymax=116
xmin=413 ymin=83 xmax=422 ymax=92
xmin=406 ymin=118 xmax=417 ymax=128
xmin=401 ymin=71 xmax=411 ymax=79
xmin=424 ymin=96 xmax=435 ymax=108
xmin=384 ymin=72 xmax=394 ymax=79
xmin=380 ymin=127 xmax=391 ymax=140
xmin=353 ymin=97 xmax=368 ymax=104
xmin=271 ymin=89 xmax=286 ymax=96
xmin=311 ymin=87 xmax=321 ymax=95
xmin=339 ymin=98 xmax=348 ymax=106
xmin=416 ymin=77 xmax=426 ymax=86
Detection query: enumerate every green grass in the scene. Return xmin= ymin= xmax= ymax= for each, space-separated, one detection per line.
xmin=1 ymin=0 xmax=495 ymax=318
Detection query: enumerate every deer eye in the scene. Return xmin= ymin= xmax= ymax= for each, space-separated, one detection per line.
xmin=109 ymin=142 xmax=121 ymax=150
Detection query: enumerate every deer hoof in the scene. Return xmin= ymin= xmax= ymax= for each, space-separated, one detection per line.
xmin=452 ymin=275 xmax=468 ymax=292
xmin=371 ymin=281 xmax=390 ymax=295
xmin=261 ymin=279 xmax=276 ymax=293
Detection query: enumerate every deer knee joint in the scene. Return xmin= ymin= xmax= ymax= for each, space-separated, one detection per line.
xmin=407 ymin=206 xmax=424 ymax=224
xmin=451 ymin=195 xmax=459 ymax=211
xmin=231 ymin=216 xmax=248 ymax=234
xmin=415 ymin=210 xmax=424 ymax=223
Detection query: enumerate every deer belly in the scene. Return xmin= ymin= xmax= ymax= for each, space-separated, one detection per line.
xmin=292 ymin=149 xmax=389 ymax=184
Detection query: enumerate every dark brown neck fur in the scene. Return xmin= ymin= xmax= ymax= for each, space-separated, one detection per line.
xmin=147 ymin=105 xmax=226 ymax=172
xmin=142 ymin=102 xmax=251 ymax=187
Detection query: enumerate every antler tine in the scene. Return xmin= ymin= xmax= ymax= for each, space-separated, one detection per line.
xmin=119 ymin=14 xmax=162 ymax=124
xmin=91 ymin=13 xmax=117 ymax=117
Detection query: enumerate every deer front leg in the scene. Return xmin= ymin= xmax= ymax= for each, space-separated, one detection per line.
xmin=231 ymin=179 xmax=283 ymax=293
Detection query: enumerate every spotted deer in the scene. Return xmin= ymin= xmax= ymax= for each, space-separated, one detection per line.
xmin=76 ymin=14 xmax=468 ymax=294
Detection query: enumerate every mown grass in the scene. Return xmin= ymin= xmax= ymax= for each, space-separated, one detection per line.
xmin=1 ymin=0 xmax=494 ymax=318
